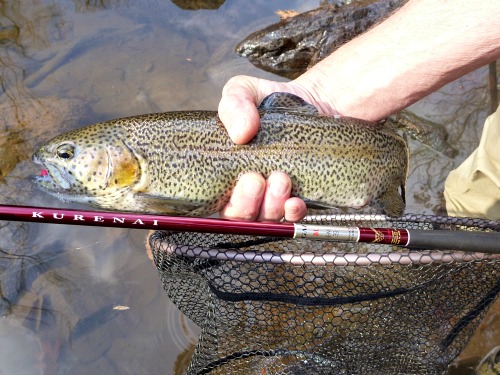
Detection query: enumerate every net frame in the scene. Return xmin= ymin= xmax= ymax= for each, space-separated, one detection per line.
xmin=150 ymin=214 xmax=500 ymax=375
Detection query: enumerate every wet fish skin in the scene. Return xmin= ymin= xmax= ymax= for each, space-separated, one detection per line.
xmin=236 ymin=0 xmax=406 ymax=79
xmin=32 ymin=93 xmax=408 ymax=216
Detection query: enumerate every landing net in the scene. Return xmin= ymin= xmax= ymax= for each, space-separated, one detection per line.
xmin=149 ymin=214 xmax=500 ymax=374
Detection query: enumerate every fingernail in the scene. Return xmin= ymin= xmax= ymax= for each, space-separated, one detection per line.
xmin=270 ymin=179 xmax=290 ymax=198
xmin=242 ymin=175 xmax=265 ymax=198
xmin=284 ymin=198 xmax=307 ymax=222
xmin=229 ymin=116 xmax=245 ymax=142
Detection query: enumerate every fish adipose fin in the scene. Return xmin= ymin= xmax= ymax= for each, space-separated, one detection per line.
xmin=258 ymin=92 xmax=319 ymax=115
xmin=135 ymin=193 xmax=203 ymax=214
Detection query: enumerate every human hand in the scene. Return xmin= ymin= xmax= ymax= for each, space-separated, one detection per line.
xmin=218 ymin=75 xmax=334 ymax=144
xmin=219 ymin=171 xmax=307 ymax=222
xmin=218 ymin=75 xmax=324 ymax=222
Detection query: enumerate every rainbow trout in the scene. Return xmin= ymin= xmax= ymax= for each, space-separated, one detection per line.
xmin=32 ymin=93 xmax=408 ymax=216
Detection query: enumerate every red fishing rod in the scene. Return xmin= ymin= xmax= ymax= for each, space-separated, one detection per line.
xmin=0 ymin=204 xmax=498 ymax=254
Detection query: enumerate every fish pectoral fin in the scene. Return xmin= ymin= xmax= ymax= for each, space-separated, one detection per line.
xmin=258 ymin=92 xmax=319 ymax=115
xmin=135 ymin=193 xmax=203 ymax=214
xmin=303 ymin=199 xmax=337 ymax=210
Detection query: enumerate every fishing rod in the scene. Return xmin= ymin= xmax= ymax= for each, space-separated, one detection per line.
xmin=0 ymin=204 xmax=498 ymax=254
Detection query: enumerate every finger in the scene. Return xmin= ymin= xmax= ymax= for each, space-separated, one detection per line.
xmin=284 ymin=197 xmax=308 ymax=222
xmin=219 ymin=172 xmax=265 ymax=221
xmin=257 ymin=172 xmax=292 ymax=221
xmin=218 ymin=76 xmax=262 ymax=144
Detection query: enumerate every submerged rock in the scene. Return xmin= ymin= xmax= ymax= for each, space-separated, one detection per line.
xmin=236 ymin=0 xmax=406 ymax=79
xmin=171 ymin=0 xmax=225 ymax=10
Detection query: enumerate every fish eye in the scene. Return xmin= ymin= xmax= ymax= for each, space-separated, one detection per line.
xmin=56 ymin=143 xmax=75 ymax=159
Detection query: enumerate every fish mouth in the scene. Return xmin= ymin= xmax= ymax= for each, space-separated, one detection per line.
xmin=30 ymin=163 xmax=89 ymax=205
xmin=31 ymin=157 xmax=72 ymax=192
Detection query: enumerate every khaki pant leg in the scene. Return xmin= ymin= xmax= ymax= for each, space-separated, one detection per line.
xmin=444 ymin=105 xmax=500 ymax=220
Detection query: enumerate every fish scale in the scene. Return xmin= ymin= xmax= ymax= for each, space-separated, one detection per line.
xmin=32 ymin=93 xmax=408 ymax=217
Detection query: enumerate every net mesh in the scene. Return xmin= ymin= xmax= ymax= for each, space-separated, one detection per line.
xmin=149 ymin=214 xmax=500 ymax=375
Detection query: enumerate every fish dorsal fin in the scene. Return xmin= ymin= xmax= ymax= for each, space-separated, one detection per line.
xmin=258 ymin=92 xmax=319 ymax=115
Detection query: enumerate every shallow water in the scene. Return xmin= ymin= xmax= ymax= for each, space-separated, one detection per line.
xmin=0 ymin=1 xmax=498 ymax=374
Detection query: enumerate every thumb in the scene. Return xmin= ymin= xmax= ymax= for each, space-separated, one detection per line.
xmin=218 ymin=76 xmax=262 ymax=144
xmin=218 ymin=76 xmax=291 ymax=144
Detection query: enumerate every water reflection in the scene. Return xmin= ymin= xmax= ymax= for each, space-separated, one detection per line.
xmin=0 ymin=318 xmax=44 ymax=375
xmin=0 ymin=0 xmax=498 ymax=374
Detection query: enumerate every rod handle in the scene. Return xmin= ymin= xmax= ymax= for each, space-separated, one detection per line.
xmin=409 ymin=229 xmax=500 ymax=254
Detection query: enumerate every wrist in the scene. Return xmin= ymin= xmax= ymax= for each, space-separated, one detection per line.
xmin=292 ymin=0 xmax=500 ymax=122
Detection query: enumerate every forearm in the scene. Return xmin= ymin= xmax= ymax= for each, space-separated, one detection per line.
xmin=295 ymin=0 xmax=500 ymax=121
